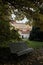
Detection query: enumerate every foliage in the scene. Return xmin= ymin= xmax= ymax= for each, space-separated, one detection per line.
xmin=10 ymin=28 xmax=21 ymax=41
xmin=0 ymin=0 xmax=43 ymax=43
xmin=29 ymin=26 xmax=43 ymax=41
xmin=0 ymin=20 xmax=10 ymax=42
xmin=0 ymin=0 xmax=11 ymax=21
xmin=0 ymin=0 xmax=11 ymax=44
xmin=0 ymin=0 xmax=20 ymax=45
xmin=6 ymin=0 xmax=43 ymax=30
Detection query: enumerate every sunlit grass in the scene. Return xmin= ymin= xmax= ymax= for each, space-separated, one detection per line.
xmin=26 ymin=40 xmax=43 ymax=48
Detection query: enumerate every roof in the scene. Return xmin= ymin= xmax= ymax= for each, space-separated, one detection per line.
xmin=10 ymin=22 xmax=32 ymax=31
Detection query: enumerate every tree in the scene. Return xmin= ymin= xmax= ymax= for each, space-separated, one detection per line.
xmin=10 ymin=28 xmax=21 ymax=41
xmin=0 ymin=0 xmax=11 ymax=43
xmin=0 ymin=0 xmax=11 ymax=21
xmin=0 ymin=0 xmax=43 ymax=42
xmin=29 ymin=13 xmax=43 ymax=41
xmin=0 ymin=21 xmax=10 ymax=43
xmin=0 ymin=0 xmax=21 ymax=44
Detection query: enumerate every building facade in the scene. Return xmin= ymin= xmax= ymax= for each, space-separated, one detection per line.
xmin=10 ymin=21 xmax=32 ymax=39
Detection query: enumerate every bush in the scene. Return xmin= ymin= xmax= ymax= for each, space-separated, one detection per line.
xmin=29 ymin=26 xmax=43 ymax=41
xmin=0 ymin=20 xmax=10 ymax=43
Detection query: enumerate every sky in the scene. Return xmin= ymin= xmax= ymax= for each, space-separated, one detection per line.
xmin=29 ymin=8 xmax=36 ymax=12
xmin=11 ymin=13 xmax=29 ymax=23
xmin=16 ymin=17 xmax=29 ymax=23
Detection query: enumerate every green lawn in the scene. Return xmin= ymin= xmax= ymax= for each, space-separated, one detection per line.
xmin=26 ymin=40 xmax=43 ymax=48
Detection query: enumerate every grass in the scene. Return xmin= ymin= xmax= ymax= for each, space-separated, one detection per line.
xmin=25 ymin=40 xmax=43 ymax=48
xmin=0 ymin=40 xmax=43 ymax=49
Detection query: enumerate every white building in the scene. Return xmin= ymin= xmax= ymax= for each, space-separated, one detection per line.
xmin=10 ymin=21 xmax=32 ymax=39
xmin=19 ymin=30 xmax=30 ymax=39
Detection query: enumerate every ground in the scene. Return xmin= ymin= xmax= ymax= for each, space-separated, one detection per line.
xmin=0 ymin=40 xmax=43 ymax=65
xmin=0 ymin=49 xmax=43 ymax=65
